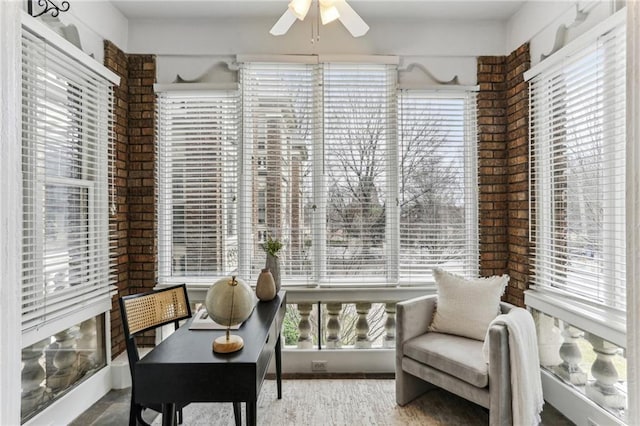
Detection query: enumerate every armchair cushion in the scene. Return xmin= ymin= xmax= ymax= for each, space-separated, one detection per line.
xmin=429 ymin=268 xmax=509 ymax=340
xmin=404 ymin=332 xmax=488 ymax=388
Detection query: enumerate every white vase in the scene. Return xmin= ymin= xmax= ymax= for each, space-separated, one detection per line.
xmin=265 ymin=254 xmax=281 ymax=292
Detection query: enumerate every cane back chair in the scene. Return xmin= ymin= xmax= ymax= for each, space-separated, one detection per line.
xmin=119 ymin=284 xmax=241 ymax=426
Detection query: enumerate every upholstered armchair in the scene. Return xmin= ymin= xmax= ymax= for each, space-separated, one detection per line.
xmin=395 ymin=294 xmax=515 ymax=426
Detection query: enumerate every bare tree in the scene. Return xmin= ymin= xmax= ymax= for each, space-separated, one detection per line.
xmin=325 ymin=95 xmax=467 ymax=272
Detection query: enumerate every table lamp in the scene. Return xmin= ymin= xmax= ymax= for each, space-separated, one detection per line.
xmin=205 ymin=275 xmax=254 ymax=353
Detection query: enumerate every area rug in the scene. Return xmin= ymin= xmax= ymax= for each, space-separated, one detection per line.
xmin=152 ymin=379 xmax=489 ymax=425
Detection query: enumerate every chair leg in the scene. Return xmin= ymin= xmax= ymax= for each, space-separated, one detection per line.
xmin=128 ymin=396 xmax=137 ymax=426
xmin=233 ymin=402 xmax=242 ymax=426
xmin=395 ymin=369 xmax=433 ymax=406
xmin=134 ymin=404 xmax=151 ymax=426
xmin=129 ymin=391 xmax=151 ymax=426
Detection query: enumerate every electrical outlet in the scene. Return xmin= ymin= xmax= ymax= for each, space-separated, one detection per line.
xmin=311 ymin=360 xmax=327 ymax=372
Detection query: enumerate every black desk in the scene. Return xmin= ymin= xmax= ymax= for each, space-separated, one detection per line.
xmin=135 ymin=291 xmax=286 ymax=426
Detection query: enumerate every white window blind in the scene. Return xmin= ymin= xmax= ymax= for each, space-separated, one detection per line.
xmin=529 ymin=19 xmax=626 ymax=311
xmin=157 ymin=90 xmax=239 ymax=281
xmin=398 ymin=90 xmax=478 ymax=282
xmin=240 ymin=63 xmax=318 ymax=282
xmin=157 ymin=60 xmax=479 ymax=287
xmin=322 ymin=63 xmax=397 ymax=283
xmin=21 ymin=23 xmax=114 ymax=338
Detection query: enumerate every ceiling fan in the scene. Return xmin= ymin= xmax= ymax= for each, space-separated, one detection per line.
xmin=270 ymin=0 xmax=370 ymax=38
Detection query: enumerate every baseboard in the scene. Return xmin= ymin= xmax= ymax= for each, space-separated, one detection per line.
xmin=268 ymin=349 xmax=395 ymax=375
xmin=24 ymin=366 xmax=112 ymax=426
xmin=266 ymin=372 xmax=395 ymax=379
xmin=111 ymin=347 xmax=153 ymax=389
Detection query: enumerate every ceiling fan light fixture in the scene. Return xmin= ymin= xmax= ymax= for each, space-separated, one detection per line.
xmin=320 ymin=4 xmax=340 ymax=25
xmin=271 ymin=0 xmax=368 ymax=38
xmin=288 ymin=0 xmax=312 ymax=20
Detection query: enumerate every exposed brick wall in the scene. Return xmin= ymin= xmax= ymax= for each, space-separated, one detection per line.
xmin=477 ymin=44 xmax=530 ymax=307
xmin=104 ymin=42 xmax=157 ymax=356
xmin=104 ymin=40 xmax=130 ymax=358
xmin=127 ymin=55 xmax=157 ymax=296
xmin=126 ymin=54 xmax=157 ymax=347
xmin=505 ymin=45 xmax=531 ymax=307
xmin=477 ymin=56 xmax=509 ymax=277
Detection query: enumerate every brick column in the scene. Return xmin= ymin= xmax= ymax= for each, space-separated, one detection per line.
xmin=104 ymin=42 xmax=157 ymax=355
xmin=127 ymin=55 xmax=157 ymax=297
xmin=104 ymin=40 xmax=129 ymax=357
xmin=477 ymin=44 xmax=530 ymax=307
xmin=477 ymin=57 xmax=508 ymax=277
xmin=505 ymin=44 xmax=531 ymax=306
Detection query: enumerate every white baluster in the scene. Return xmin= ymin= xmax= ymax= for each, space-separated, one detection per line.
xmin=76 ymin=317 xmax=98 ymax=374
xmin=554 ymin=324 xmax=587 ymax=385
xmin=533 ymin=311 xmax=563 ymax=367
xmin=585 ymin=335 xmax=626 ymax=410
xmin=355 ymin=303 xmax=371 ymax=349
xmin=297 ymin=303 xmax=313 ymax=349
xmin=48 ymin=329 xmax=79 ymax=392
xmin=325 ymin=303 xmax=342 ymax=349
xmin=21 ymin=344 xmax=46 ymax=418
xmin=383 ymin=303 xmax=396 ymax=349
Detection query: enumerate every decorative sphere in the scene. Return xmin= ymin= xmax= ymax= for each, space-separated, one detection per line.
xmin=205 ymin=276 xmax=254 ymax=327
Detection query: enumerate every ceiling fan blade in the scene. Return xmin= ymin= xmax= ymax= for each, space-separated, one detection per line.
xmin=334 ymin=0 xmax=369 ymax=37
xmin=270 ymin=9 xmax=297 ymax=36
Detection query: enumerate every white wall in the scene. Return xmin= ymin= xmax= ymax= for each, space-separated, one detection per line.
xmin=126 ymin=2 xmax=619 ymax=87
xmin=506 ymin=0 xmax=618 ymax=67
xmin=127 ymin=16 xmax=506 ymax=56
xmin=128 ymin=16 xmax=507 ymax=86
xmin=31 ymin=0 xmax=129 ymax=61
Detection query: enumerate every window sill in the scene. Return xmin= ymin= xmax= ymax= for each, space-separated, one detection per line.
xmin=525 ymin=287 xmax=626 ymax=348
xmin=156 ymin=281 xmax=435 ymax=304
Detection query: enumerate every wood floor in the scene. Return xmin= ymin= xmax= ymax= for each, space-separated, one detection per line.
xmin=71 ymin=379 xmax=574 ymax=425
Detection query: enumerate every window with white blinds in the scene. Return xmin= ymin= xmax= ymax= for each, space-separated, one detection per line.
xmin=157 ymin=60 xmax=479 ymax=287
xmin=157 ymin=90 xmax=239 ymax=280
xmin=322 ymin=63 xmax=397 ymax=283
xmin=529 ymin=17 xmax=626 ymax=311
xmin=398 ymin=91 xmax=478 ymax=282
xmin=21 ymin=22 xmax=115 ymax=339
xmin=240 ymin=63 xmax=318 ymax=282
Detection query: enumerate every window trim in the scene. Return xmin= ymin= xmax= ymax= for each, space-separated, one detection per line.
xmin=527 ymin=10 xmax=627 ymax=318
xmin=20 ymin=11 xmax=118 ymax=346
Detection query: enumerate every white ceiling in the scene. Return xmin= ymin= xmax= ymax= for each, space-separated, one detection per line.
xmin=111 ymin=0 xmax=527 ymax=21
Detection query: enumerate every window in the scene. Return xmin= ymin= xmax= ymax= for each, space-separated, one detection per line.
xmin=21 ymin=22 xmax=115 ymax=342
xmin=322 ymin=63 xmax=397 ymax=283
xmin=398 ymin=91 xmax=478 ymax=282
xmin=529 ymin=19 xmax=626 ymax=311
xmin=240 ymin=62 xmax=317 ymax=282
xmin=157 ymin=60 xmax=478 ymax=286
xmin=157 ymin=90 xmax=239 ymax=279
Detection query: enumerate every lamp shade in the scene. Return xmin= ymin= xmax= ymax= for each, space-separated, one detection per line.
xmin=288 ymin=0 xmax=312 ymax=20
xmin=204 ymin=276 xmax=254 ymax=327
xmin=320 ymin=0 xmax=340 ymax=24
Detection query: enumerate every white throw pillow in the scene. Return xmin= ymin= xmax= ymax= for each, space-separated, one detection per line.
xmin=429 ymin=268 xmax=509 ymax=341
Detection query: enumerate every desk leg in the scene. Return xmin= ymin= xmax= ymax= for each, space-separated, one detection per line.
xmin=161 ymin=403 xmax=176 ymax=426
xmin=233 ymin=402 xmax=242 ymax=426
xmin=246 ymin=401 xmax=257 ymax=426
xmin=276 ymin=334 xmax=282 ymax=399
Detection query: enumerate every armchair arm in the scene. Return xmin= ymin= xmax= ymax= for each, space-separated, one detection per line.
xmin=488 ymin=323 xmax=512 ymax=426
xmin=396 ymin=295 xmax=437 ymax=354
xmin=395 ymin=294 xmax=437 ymax=406
xmin=499 ymin=301 xmax=515 ymax=315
